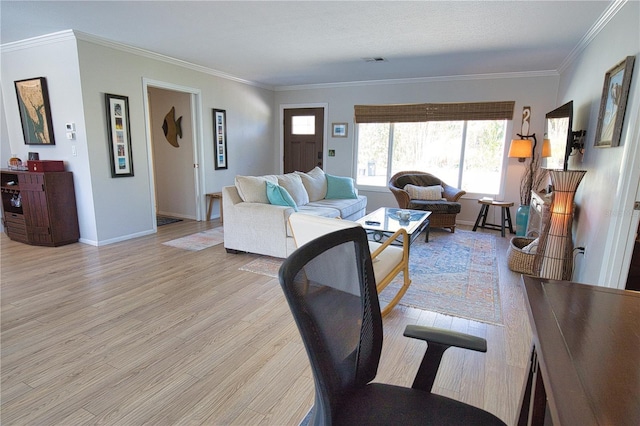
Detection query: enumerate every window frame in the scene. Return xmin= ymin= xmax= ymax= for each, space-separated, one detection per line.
xmin=354 ymin=119 xmax=513 ymax=200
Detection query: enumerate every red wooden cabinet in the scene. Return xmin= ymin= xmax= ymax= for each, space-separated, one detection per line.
xmin=1 ymin=169 xmax=79 ymax=246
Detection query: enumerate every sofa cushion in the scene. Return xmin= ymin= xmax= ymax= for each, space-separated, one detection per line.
xmin=404 ymin=184 xmax=443 ymax=201
xmin=266 ymin=181 xmax=298 ymax=211
xmin=308 ymin=195 xmax=367 ymax=219
xmin=325 ymin=174 xmax=357 ymax=199
xmin=235 ymin=175 xmax=277 ymax=203
xmin=408 ymin=199 xmax=461 ymax=214
xmin=297 ymin=205 xmax=343 ymax=218
xmin=295 ymin=167 xmax=327 ymax=202
xmin=277 ymin=173 xmax=309 ymax=206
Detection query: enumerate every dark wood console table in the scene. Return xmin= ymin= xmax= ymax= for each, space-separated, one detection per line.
xmin=518 ymin=276 xmax=640 ymax=425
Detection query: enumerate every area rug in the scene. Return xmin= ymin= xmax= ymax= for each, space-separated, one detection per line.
xmin=157 ymin=215 xmax=183 ymax=226
xmin=237 ymin=229 xmax=502 ymax=325
xmin=379 ymin=229 xmax=503 ymax=325
xmin=162 ymin=227 xmax=224 ymax=251
xmin=239 ymin=256 xmax=282 ymax=278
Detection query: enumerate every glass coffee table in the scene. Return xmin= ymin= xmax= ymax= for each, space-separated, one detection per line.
xmin=356 ymin=207 xmax=431 ymax=247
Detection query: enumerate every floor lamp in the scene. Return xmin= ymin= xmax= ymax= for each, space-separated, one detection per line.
xmin=538 ymin=169 xmax=586 ymax=280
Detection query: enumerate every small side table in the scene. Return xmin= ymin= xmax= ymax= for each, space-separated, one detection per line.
xmin=206 ymin=192 xmax=223 ymax=222
xmin=472 ymin=199 xmax=514 ymax=237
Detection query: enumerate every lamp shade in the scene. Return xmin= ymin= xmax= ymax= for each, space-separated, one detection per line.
xmin=542 ymin=138 xmax=552 ymax=158
xmin=537 ymin=170 xmax=586 ymax=280
xmin=508 ymin=139 xmax=533 ymax=161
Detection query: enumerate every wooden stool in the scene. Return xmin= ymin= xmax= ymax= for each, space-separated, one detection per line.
xmin=472 ymin=199 xmax=514 ymax=237
xmin=206 ymin=192 xmax=223 ymax=222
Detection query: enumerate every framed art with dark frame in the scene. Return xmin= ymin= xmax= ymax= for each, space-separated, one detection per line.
xmin=594 ymin=55 xmax=635 ymax=148
xmin=332 ymin=122 xmax=348 ymax=138
xmin=213 ymin=108 xmax=228 ymax=170
xmin=14 ymin=77 xmax=56 ymax=145
xmin=105 ymin=93 xmax=134 ymax=177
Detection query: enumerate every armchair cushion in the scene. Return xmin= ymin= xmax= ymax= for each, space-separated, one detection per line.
xmin=404 ymin=184 xmax=444 ymax=201
xmin=288 ymin=213 xmax=411 ymax=316
xmin=409 ymin=199 xmax=461 ymax=214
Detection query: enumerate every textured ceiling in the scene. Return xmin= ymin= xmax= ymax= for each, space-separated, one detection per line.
xmin=0 ymin=1 xmax=614 ymax=87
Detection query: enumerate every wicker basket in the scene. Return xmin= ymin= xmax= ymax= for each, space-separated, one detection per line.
xmin=507 ymin=237 xmax=537 ymax=275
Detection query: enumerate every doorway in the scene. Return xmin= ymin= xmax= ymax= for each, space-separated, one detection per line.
xmin=283 ymin=107 xmax=324 ymax=173
xmin=143 ymin=79 xmax=204 ymax=227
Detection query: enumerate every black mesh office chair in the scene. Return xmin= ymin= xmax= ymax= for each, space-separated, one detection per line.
xmin=278 ymin=226 xmax=506 ymax=425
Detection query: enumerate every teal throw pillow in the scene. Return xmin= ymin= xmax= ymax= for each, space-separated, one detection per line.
xmin=266 ymin=181 xmax=298 ymax=211
xmin=325 ymin=174 xmax=357 ymax=199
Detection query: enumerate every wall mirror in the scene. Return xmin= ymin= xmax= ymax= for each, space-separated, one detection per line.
xmin=543 ymin=101 xmax=573 ymax=171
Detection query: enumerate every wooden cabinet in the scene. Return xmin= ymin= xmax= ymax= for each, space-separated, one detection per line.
xmin=1 ymin=169 xmax=79 ymax=246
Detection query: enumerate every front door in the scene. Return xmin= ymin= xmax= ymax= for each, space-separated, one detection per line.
xmin=283 ymin=108 xmax=324 ymax=173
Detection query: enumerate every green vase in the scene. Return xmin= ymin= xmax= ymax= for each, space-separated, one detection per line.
xmin=516 ymin=205 xmax=529 ymax=236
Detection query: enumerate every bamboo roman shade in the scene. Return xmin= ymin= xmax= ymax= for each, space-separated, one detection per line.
xmin=354 ymin=101 xmax=515 ymax=123
xmin=354 ymin=104 xmax=428 ymax=123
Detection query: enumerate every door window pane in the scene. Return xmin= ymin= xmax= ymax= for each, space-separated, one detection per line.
xmin=292 ymin=116 xmax=315 ymax=135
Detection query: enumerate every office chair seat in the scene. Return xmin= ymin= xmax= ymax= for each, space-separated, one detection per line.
xmin=337 ymin=383 xmax=503 ymax=425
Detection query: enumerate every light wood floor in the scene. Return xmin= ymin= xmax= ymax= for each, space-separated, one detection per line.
xmin=1 ymin=220 xmax=531 ymax=425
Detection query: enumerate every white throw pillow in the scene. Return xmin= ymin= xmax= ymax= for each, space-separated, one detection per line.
xmin=295 ymin=167 xmax=327 ymax=202
xmin=277 ymin=173 xmax=310 ymax=206
xmin=522 ymin=238 xmax=539 ymax=254
xmin=404 ymin=184 xmax=443 ymax=201
xmin=235 ymin=175 xmax=278 ymax=203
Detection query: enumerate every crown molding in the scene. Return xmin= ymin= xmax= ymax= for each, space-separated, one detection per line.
xmin=274 ymin=70 xmax=559 ymax=92
xmin=558 ymin=0 xmax=627 ymax=74
xmin=71 ymin=31 xmax=273 ymax=90
xmin=1 ymin=29 xmax=274 ymax=91
xmin=0 ymin=29 xmax=76 ymax=52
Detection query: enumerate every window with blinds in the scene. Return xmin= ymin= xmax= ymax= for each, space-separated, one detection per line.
xmin=354 ymin=101 xmax=514 ymax=195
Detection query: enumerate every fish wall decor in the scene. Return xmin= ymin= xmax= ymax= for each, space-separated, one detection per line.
xmin=162 ymin=106 xmax=183 ymax=147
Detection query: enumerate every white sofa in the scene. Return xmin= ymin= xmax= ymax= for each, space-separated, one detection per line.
xmin=222 ymin=167 xmax=367 ymax=258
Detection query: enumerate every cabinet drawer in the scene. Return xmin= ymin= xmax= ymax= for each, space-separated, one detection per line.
xmin=4 ymin=212 xmax=25 ymax=227
xmin=4 ymin=214 xmax=28 ymax=242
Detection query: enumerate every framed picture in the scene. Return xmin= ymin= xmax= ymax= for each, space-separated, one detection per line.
xmin=332 ymin=123 xmax=348 ymax=138
xmin=594 ymin=56 xmax=635 ymax=147
xmin=105 ymin=93 xmax=134 ymax=177
xmin=14 ymin=77 xmax=56 ymax=145
xmin=213 ymin=109 xmax=228 ymax=170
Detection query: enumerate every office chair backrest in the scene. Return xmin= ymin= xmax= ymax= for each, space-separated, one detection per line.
xmin=279 ymin=227 xmax=383 ymax=425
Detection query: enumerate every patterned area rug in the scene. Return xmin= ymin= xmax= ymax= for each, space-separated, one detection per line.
xmin=163 ymin=228 xmax=224 ymax=251
xmin=379 ymin=229 xmax=502 ymax=325
xmin=238 ymin=229 xmax=502 ymax=325
xmin=239 ymin=256 xmax=282 ymax=278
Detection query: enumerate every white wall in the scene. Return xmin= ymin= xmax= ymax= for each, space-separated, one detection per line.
xmin=75 ymin=36 xmax=275 ymax=244
xmin=1 ymin=33 xmax=98 ymax=243
xmin=274 ymin=74 xmax=560 ymax=225
xmin=1 ymin=32 xmax=276 ymax=245
xmin=148 ymin=87 xmax=195 ymax=220
xmin=557 ymin=0 xmax=640 ymax=285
